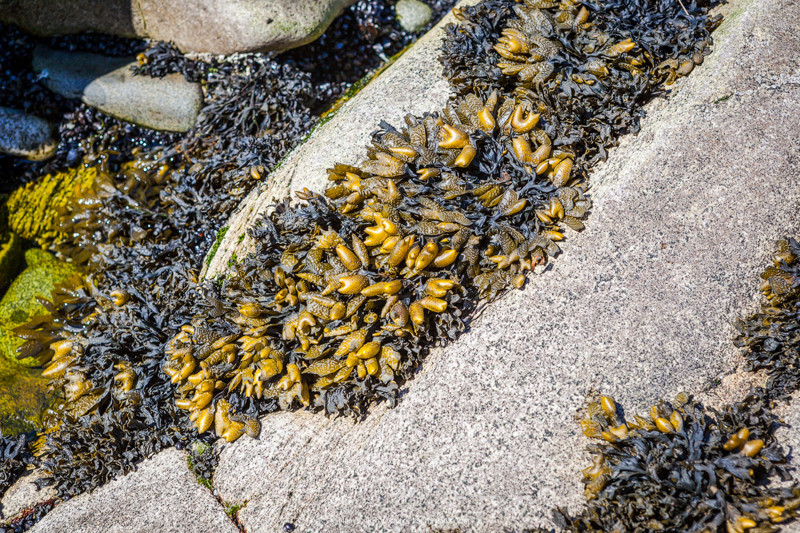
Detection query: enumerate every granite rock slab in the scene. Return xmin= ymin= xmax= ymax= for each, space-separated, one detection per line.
xmin=205 ymin=0 xmax=800 ymax=530
xmin=28 ymin=449 xmax=237 ymax=533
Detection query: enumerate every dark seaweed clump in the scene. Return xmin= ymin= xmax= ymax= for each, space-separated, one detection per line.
xmin=13 ymin=0 xmax=720 ymax=494
xmin=561 ymin=393 xmax=799 ymax=532
xmin=0 ymin=434 xmax=33 ymax=495
xmin=148 ymin=0 xmax=727 ymax=443
xmin=187 ymin=442 xmax=217 ymax=490
xmin=441 ymin=0 xmax=722 ymax=166
xmin=735 ymin=238 xmax=800 ymax=401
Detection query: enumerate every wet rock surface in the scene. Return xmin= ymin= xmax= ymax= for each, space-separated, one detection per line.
xmin=1 ymin=0 xmax=358 ymax=55
xmin=33 ymin=47 xmax=202 ymax=132
xmin=0 ymin=107 xmax=55 ymax=161
xmin=28 ymin=449 xmax=238 ymax=533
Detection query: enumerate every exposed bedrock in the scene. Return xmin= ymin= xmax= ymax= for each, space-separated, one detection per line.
xmin=0 ymin=0 xmax=357 ymax=55
xmin=11 ymin=0 xmax=800 ymax=530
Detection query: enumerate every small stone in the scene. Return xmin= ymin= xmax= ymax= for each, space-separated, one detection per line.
xmin=82 ymin=68 xmax=202 ymax=132
xmin=396 ymin=0 xmax=433 ymax=33
xmin=0 ymin=107 xmax=55 ymax=161
xmin=33 ymin=47 xmax=203 ymax=132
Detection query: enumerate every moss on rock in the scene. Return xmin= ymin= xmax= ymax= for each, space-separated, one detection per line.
xmin=0 ymin=249 xmax=76 ymax=367
xmin=0 ymin=230 xmax=22 ymax=290
xmin=0 ymin=248 xmax=74 ymax=434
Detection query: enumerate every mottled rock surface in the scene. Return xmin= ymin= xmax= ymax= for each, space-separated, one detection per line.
xmin=1 ymin=0 xmax=357 ymax=54
xmin=204 ymin=0 xmax=800 ymax=530
xmin=33 ymin=47 xmax=202 ymax=132
xmin=0 ymin=107 xmax=55 ymax=161
xmin=29 ymin=449 xmax=238 ymax=533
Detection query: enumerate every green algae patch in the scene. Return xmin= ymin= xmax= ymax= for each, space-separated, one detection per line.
xmin=0 ymin=249 xmax=75 ymax=434
xmin=0 ymin=249 xmax=76 ymax=367
xmin=7 ymin=165 xmax=100 ymax=247
xmin=0 ymin=361 xmax=51 ymax=436
xmin=204 ymin=225 xmax=229 ymax=267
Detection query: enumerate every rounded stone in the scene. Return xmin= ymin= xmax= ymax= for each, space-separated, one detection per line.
xmin=396 ymin=0 xmax=433 ymax=32
xmin=0 ymin=107 xmax=56 ymax=161
xmin=33 ymin=47 xmax=203 ymax=132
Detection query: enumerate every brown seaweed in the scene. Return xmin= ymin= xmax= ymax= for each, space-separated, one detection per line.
xmin=5 ymin=0 xmax=728 ymax=507
xmin=559 ymin=393 xmax=799 ymax=532
xmin=735 ymin=238 xmax=800 ymax=401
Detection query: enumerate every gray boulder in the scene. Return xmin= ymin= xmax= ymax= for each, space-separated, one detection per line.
xmin=34 ymin=47 xmax=203 ymax=132
xmin=0 ymin=107 xmax=55 ymax=161
xmin=0 ymin=0 xmax=358 ymax=55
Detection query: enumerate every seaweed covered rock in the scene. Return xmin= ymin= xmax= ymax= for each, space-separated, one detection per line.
xmin=204 ymin=0 xmax=473 ymax=277
xmin=7 ymin=0 xmax=800 ymax=530
xmin=565 ymin=393 xmax=799 ymax=531
xmin=200 ymin=0 xmax=800 ymax=530
xmin=734 ymin=238 xmax=800 ymax=401
xmin=0 ymin=249 xmax=72 ymax=434
xmin=0 ymin=0 xmax=358 ymax=55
